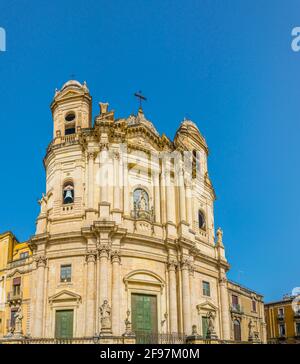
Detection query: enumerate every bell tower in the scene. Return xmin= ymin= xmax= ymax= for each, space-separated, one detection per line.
xmin=50 ymin=80 xmax=92 ymax=139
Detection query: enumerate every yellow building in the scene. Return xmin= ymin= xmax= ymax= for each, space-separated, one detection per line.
xmin=0 ymin=231 xmax=32 ymax=338
xmin=265 ymin=295 xmax=300 ymax=344
xmin=227 ymin=281 xmax=266 ymax=343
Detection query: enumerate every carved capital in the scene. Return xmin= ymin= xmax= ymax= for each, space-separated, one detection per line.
xmin=111 ymin=250 xmax=121 ymax=264
xmin=87 ymin=151 xmax=97 ymax=160
xmin=35 ymin=255 xmax=47 ymax=268
xmin=180 ymin=258 xmax=191 ymax=271
xmin=86 ymin=250 xmax=97 ymax=263
xmin=98 ymin=245 xmax=110 ymax=259
xmin=167 ymin=260 xmax=177 ymax=272
xmin=113 ymin=151 xmax=120 ymax=160
xmin=99 ymin=143 xmax=109 ymax=152
xmin=219 ymin=277 xmax=227 ymax=285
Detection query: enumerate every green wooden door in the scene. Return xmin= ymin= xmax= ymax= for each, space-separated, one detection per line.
xmin=131 ymin=294 xmax=157 ymax=335
xmin=202 ymin=316 xmax=209 ymax=338
xmin=55 ymin=310 xmax=74 ymax=338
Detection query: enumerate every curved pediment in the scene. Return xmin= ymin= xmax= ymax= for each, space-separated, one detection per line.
xmin=124 ymin=269 xmax=165 ymax=291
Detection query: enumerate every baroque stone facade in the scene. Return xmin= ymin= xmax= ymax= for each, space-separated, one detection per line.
xmin=0 ymin=80 xmax=266 ymax=342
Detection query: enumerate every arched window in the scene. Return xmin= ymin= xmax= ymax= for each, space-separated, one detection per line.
xmin=233 ymin=319 xmax=241 ymax=341
xmin=198 ymin=210 xmax=206 ymax=230
xmin=133 ymin=188 xmax=149 ymax=211
xmin=65 ymin=112 xmax=76 ymax=135
xmin=63 ymin=181 xmax=74 ymax=204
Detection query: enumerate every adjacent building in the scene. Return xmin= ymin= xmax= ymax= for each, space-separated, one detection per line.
xmin=0 ymin=80 xmax=266 ymax=343
xmin=265 ymin=294 xmax=300 ymax=344
xmin=0 ymin=232 xmax=31 ymax=337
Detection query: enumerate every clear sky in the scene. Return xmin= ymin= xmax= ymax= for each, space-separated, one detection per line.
xmin=0 ymin=0 xmax=299 ymax=302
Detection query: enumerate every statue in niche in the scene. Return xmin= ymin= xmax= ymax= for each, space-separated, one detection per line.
xmin=248 ymin=319 xmax=254 ymax=341
xmin=14 ymin=306 xmax=23 ymax=336
xmin=206 ymin=311 xmax=217 ymax=339
xmin=100 ymin=300 xmax=112 ymax=334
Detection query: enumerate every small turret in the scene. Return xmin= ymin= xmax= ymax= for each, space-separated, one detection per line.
xmin=50 ymin=80 xmax=92 ymax=139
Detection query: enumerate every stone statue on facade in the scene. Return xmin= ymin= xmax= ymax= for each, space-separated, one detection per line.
xmin=206 ymin=311 xmax=217 ymax=339
xmin=216 ymin=227 xmax=223 ymax=246
xmin=248 ymin=319 xmax=254 ymax=341
xmin=99 ymin=300 xmax=112 ymax=335
xmin=140 ymin=190 xmax=147 ymax=210
xmin=123 ymin=310 xmax=134 ymax=337
xmin=14 ymin=306 xmax=24 ymax=337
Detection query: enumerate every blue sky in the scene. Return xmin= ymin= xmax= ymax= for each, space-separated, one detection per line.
xmin=0 ymin=0 xmax=299 ymax=302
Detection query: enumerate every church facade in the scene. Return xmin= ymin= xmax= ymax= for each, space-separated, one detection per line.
xmin=0 ymin=80 xmax=266 ymax=343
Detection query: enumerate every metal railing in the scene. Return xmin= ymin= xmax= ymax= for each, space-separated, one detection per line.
xmin=135 ymin=331 xmax=186 ymax=344
xmin=7 ymin=291 xmax=23 ymax=302
xmin=230 ymin=304 xmax=244 ymax=314
xmin=131 ymin=208 xmax=155 ymax=222
xmin=7 ymin=257 xmax=30 ymax=269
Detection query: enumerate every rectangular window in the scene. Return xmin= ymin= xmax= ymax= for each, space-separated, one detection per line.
xmin=296 ymin=323 xmax=300 ymax=336
xmin=278 ymin=308 xmax=284 ymax=316
xmin=252 ymin=300 xmax=257 ymax=312
xmin=12 ymin=277 xmax=21 ymax=296
xmin=60 ymin=265 xmax=71 ymax=283
xmin=202 ymin=281 xmax=211 ymax=297
xmin=279 ymin=324 xmax=286 ymax=337
xmin=232 ymin=295 xmax=239 ymax=307
xmin=20 ymin=252 xmax=29 ymax=259
xmin=10 ymin=308 xmax=17 ymax=329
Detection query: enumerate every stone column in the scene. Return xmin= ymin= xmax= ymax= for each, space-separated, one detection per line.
xmin=185 ymin=180 xmax=193 ymax=227
xmin=99 ymin=246 xmax=110 ymax=305
xmin=153 ymin=170 xmax=161 ymax=223
xmin=87 ymin=152 xmax=95 ymax=209
xmin=123 ymin=160 xmax=129 ymax=216
xmin=100 ymin=146 xmax=109 ymax=203
xmin=111 ymin=251 xmax=121 ymax=336
xmin=85 ymin=251 xmax=96 ymax=336
xmin=33 ymin=256 xmax=46 ymax=337
xmin=179 ymin=164 xmax=186 ymax=222
xmin=160 ymin=164 xmax=166 ymax=224
xmin=168 ymin=261 xmax=178 ymax=333
xmin=165 ymin=161 xmax=175 ymax=222
xmin=189 ymin=265 xmax=197 ymax=327
xmin=219 ymin=276 xmax=231 ymax=340
xmin=181 ymin=259 xmax=192 ymax=335
xmin=113 ymin=152 xmax=120 ymax=210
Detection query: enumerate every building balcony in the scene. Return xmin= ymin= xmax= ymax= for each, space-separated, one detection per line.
xmin=7 ymin=257 xmax=30 ymax=269
xmin=230 ymin=304 xmax=244 ymax=314
xmin=277 ymin=313 xmax=285 ymax=321
xmin=294 ymin=310 xmax=300 ymax=319
xmin=131 ymin=207 xmax=155 ymax=222
xmin=7 ymin=291 xmax=23 ymax=305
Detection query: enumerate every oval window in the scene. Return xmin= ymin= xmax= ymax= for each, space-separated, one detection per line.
xmin=65 ymin=112 xmax=76 ymax=122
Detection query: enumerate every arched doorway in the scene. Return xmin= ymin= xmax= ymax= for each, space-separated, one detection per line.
xmin=233 ymin=319 xmax=241 ymax=341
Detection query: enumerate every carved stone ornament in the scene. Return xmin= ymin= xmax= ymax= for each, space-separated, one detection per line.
xmin=86 ymin=251 xmax=96 ymax=263
xmin=35 ymin=255 xmax=47 ymax=268
xmin=99 ymin=300 xmax=112 ymax=334
xmin=111 ymin=250 xmax=121 ymax=264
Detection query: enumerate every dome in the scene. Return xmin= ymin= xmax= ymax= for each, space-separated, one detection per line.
xmin=175 ymin=118 xmax=208 ymax=152
xmin=60 ymin=80 xmax=89 ymax=93
xmin=178 ymin=118 xmax=200 ymax=134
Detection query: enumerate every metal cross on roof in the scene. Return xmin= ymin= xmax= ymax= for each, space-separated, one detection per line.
xmin=134 ymin=91 xmax=147 ymax=109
